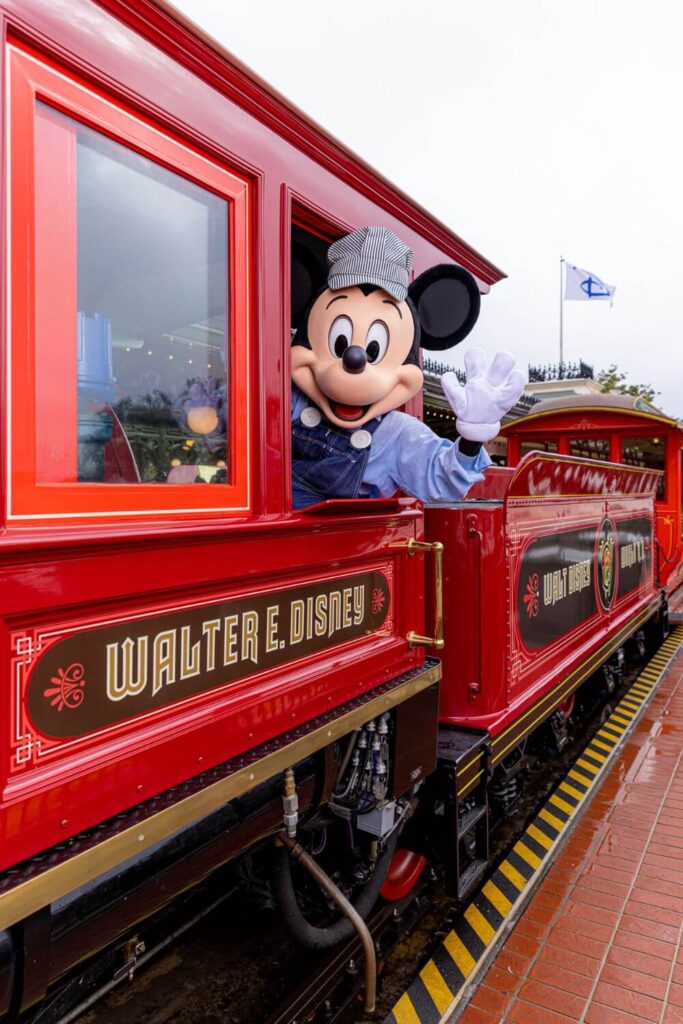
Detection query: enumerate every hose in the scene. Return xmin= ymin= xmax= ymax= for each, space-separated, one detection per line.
xmin=336 ymin=731 xmax=358 ymax=785
xmin=275 ymin=827 xmax=399 ymax=950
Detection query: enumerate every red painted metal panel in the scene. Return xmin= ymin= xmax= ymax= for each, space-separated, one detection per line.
xmin=0 ymin=513 xmax=425 ymax=868
xmin=505 ymin=452 xmax=662 ymax=500
xmin=0 ymin=0 xmax=503 ymax=873
xmin=34 ymin=103 xmax=78 ymax=483
xmin=428 ymin=456 xmax=659 ymax=736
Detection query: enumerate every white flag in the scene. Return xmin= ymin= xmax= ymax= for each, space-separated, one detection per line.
xmin=564 ymin=263 xmax=616 ymax=305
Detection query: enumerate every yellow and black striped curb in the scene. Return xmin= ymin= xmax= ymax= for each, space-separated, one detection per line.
xmin=385 ymin=626 xmax=683 ymax=1024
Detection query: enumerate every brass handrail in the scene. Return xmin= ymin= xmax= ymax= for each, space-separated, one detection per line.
xmin=392 ymin=538 xmax=444 ymax=650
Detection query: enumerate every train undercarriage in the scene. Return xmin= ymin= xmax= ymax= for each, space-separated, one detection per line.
xmin=0 ymin=599 xmax=668 ymax=1024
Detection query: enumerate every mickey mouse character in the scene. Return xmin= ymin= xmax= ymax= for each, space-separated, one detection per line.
xmin=291 ymin=226 xmax=525 ymax=509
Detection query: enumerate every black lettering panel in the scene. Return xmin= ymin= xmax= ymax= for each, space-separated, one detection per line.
xmin=517 ymin=528 xmax=598 ymax=651
xmin=617 ymin=517 xmax=652 ymax=598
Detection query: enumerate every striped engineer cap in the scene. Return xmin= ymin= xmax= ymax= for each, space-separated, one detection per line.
xmin=327 ymin=226 xmax=414 ymax=302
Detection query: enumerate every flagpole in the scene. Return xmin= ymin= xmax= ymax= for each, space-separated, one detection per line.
xmin=559 ymin=256 xmax=565 ymax=367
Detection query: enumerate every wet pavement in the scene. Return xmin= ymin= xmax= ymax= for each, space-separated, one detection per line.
xmin=460 ymin=645 xmax=683 ymax=1024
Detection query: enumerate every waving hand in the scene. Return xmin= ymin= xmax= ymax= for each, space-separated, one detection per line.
xmin=441 ymin=349 xmax=526 ymax=443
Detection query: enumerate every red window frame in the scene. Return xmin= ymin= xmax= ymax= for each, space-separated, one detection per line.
xmin=7 ymin=45 xmax=251 ymax=520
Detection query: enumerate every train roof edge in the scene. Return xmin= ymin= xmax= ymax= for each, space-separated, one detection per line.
xmin=93 ymin=0 xmax=506 ymax=288
xmin=501 ymin=392 xmax=682 ymax=431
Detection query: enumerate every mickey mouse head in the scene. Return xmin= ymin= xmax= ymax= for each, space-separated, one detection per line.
xmin=291 ymin=226 xmax=481 ymax=430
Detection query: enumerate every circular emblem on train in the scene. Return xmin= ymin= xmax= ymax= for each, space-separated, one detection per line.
xmin=597 ymin=518 xmax=617 ymax=610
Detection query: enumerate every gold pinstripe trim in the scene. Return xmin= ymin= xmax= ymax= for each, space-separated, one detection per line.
xmin=508 ymin=491 xmax=663 ymax=501
xmin=455 ymin=753 xmax=482 ymax=779
xmin=385 ymin=627 xmax=683 ymax=1024
xmin=460 ymin=769 xmax=484 ymax=791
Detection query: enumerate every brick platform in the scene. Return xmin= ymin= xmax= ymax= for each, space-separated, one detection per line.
xmin=460 ymin=649 xmax=683 ymax=1024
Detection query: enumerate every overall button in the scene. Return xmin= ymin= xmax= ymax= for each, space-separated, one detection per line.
xmin=301 ymin=406 xmax=322 ymax=428
xmin=350 ymin=429 xmax=372 ymax=450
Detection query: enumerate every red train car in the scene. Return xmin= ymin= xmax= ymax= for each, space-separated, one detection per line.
xmin=426 ymin=453 xmax=665 ymax=894
xmin=433 ymin=454 xmax=661 ymax=735
xmin=503 ymin=394 xmax=683 ymax=591
xmin=0 ymin=1 xmax=503 ymax=1016
xmin=1 ymin=3 xmax=502 ymax=871
xmin=0 ymin=1 xmax=670 ymax=1020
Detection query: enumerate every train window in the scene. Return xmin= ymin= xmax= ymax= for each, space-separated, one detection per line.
xmin=40 ymin=104 xmax=229 ymax=486
xmin=8 ymin=47 xmax=250 ymax=520
xmin=568 ymin=437 xmax=610 ymax=462
xmin=519 ymin=439 xmax=558 ymax=456
xmin=621 ymin=436 xmax=666 ymax=500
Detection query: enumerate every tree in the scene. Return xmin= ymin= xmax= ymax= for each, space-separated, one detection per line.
xmin=596 ymin=364 xmax=658 ymax=404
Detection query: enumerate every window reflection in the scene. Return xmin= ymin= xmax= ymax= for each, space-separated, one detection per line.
xmin=520 ymin=439 xmax=559 ymax=456
xmin=621 ymin=436 xmax=666 ymax=499
xmin=38 ymin=102 xmax=229 ymax=485
xmin=568 ymin=437 xmax=610 ymax=462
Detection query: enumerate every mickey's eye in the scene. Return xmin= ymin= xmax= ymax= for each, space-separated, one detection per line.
xmin=328 ymin=315 xmax=353 ymax=358
xmin=365 ymin=321 xmax=389 ymax=364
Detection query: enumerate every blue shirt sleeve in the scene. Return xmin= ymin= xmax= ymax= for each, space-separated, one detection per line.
xmin=291 ymin=384 xmax=308 ymax=422
xmin=362 ymin=411 xmax=491 ymax=502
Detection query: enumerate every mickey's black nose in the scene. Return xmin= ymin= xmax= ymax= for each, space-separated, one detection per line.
xmin=342 ymin=345 xmax=367 ymax=374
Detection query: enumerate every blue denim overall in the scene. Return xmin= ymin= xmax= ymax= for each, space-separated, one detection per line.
xmin=292 ymin=408 xmax=383 ymax=509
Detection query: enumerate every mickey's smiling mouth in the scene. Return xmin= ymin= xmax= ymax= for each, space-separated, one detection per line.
xmin=328 ymin=400 xmax=369 ymax=422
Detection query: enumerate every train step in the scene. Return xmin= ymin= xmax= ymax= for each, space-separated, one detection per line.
xmin=458 ymin=802 xmax=487 ymax=834
xmin=457 ymin=857 xmax=487 ymax=901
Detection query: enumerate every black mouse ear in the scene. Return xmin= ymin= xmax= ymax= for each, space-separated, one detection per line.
xmin=292 ymin=241 xmax=327 ymax=325
xmin=408 ymin=264 xmax=481 ymax=351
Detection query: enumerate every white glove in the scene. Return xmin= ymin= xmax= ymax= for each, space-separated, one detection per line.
xmin=441 ymin=348 xmax=526 ymax=443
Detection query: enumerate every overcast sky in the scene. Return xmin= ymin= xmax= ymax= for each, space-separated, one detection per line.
xmin=173 ymin=0 xmax=683 ymax=415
